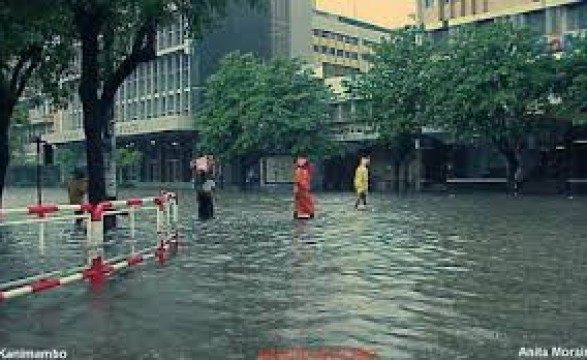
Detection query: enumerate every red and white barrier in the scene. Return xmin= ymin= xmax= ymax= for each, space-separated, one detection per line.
xmin=0 ymin=191 xmax=180 ymax=302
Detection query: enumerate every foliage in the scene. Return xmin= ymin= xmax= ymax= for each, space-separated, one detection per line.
xmin=197 ymin=52 xmax=336 ymax=164
xmin=352 ymin=27 xmax=434 ymax=162
xmin=52 ymin=0 xmax=266 ymax=203
xmin=0 ymin=0 xmax=74 ymax=202
xmin=427 ymin=22 xmax=558 ymax=151
xmin=7 ymin=106 xmax=31 ymax=165
xmin=553 ymin=34 xmax=587 ymax=124
xmin=116 ymin=148 xmax=143 ymax=168
xmin=55 ymin=148 xmax=82 ymax=175
xmin=0 ymin=0 xmax=74 ymax=121
xmin=355 ymin=28 xmax=432 ymax=140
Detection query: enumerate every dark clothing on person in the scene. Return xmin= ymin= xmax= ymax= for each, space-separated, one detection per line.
xmin=195 ymin=171 xmax=215 ymax=220
xmin=197 ymin=191 xmax=214 ymax=220
xmin=355 ymin=191 xmax=367 ymax=208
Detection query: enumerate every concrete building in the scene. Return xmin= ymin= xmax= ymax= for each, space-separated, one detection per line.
xmin=43 ymin=0 xmax=392 ymax=188
xmin=311 ymin=10 xmax=391 ymax=78
xmin=416 ymin=0 xmax=587 ymax=41
xmin=45 ymin=3 xmax=273 ymax=184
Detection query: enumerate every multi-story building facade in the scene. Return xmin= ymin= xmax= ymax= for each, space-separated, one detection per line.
xmin=259 ymin=9 xmax=392 ymax=187
xmin=414 ymin=0 xmax=587 ymax=191
xmin=311 ymin=10 xmax=390 ymax=78
xmin=45 ymin=3 xmax=272 ymax=184
xmin=417 ymin=0 xmax=587 ymax=45
xmin=43 ymin=1 xmax=392 ymax=187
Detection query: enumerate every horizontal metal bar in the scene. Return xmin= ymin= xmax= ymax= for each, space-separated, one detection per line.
xmin=0 ymin=264 xmax=88 ymax=291
xmin=1 ymin=215 xmax=90 ymax=227
xmin=0 ymin=244 xmax=160 ymax=292
xmin=59 ymin=273 xmax=84 ymax=285
xmin=3 ymin=286 xmax=32 ymax=299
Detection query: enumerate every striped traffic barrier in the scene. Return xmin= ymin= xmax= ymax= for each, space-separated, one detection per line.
xmin=0 ymin=192 xmax=181 ymax=303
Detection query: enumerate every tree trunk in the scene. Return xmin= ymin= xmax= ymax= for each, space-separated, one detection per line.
xmin=399 ymin=162 xmax=408 ymax=193
xmin=0 ymin=131 xmax=10 ymax=207
xmin=102 ymin=103 xmax=117 ymax=229
xmin=393 ymin=162 xmax=401 ymax=194
xmin=501 ymin=148 xmax=519 ymax=195
xmin=85 ymin=111 xmax=106 ymax=204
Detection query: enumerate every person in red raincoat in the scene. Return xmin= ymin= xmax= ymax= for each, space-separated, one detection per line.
xmin=293 ymin=157 xmax=315 ymax=219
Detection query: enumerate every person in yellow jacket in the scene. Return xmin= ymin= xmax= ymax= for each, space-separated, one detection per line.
xmin=354 ymin=156 xmax=370 ymax=210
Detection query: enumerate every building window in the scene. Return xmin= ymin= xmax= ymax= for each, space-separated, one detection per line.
xmin=138 ymin=100 xmax=144 ymax=120
xmin=321 ymin=46 xmax=328 ymax=54
xmin=159 ymin=58 xmax=166 ymax=94
xmin=313 ymin=29 xmax=320 ymax=36
xmin=139 ymin=65 xmax=146 ymax=97
xmin=167 ymin=95 xmax=174 ymax=115
xmin=183 ymin=91 xmax=190 ymax=115
xmin=153 ymin=61 xmax=159 ymax=92
xmin=336 ymin=49 xmax=344 ymax=57
xmin=314 ymin=45 xmax=320 ymax=52
xmin=329 ymin=47 xmax=335 ymax=55
xmin=423 ymin=0 xmax=434 ymax=9
xmin=175 ymin=55 xmax=181 ymax=90
xmin=567 ymin=2 xmax=587 ymax=31
xmin=160 ymin=97 xmax=166 ymax=117
xmin=175 ymin=93 xmax=181 ymax=115
xmin=525 ymin=10 xmax=546 ymax=34
xmin=120 ymin=103 xmax=126 ymax=122
xmin=146 ymin=99 xmax=152 ymax=119
xmin=346 ymin=36 xmax=359 ymax=45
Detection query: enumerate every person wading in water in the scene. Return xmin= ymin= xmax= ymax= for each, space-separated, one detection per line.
xmin=293 ymin=157 xmax=315 ymax=219
xmin=354 ymin=156 xmax=370 ymax=210
xmin=67 ymin=168 xmax=88 ymax=228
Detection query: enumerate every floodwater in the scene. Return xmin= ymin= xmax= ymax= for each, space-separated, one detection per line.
xmin=0 ymin=187 xmax=586 ymax=359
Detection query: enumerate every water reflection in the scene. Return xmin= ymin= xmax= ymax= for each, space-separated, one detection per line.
xmin=0 ymin=189 xmax=586 ymax=359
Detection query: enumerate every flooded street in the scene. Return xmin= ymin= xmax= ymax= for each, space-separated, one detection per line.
xmin=0 ymin=188 xmax=586 ymax=359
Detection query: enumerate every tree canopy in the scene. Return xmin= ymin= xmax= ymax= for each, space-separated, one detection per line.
xmin=355 ymin=21 xmax=571 ymax=190
xmin=354 ymin=27 xmax=433 ymax=144
xmin=197 ymin=52 xmax=336 ymax=164
xmin=55 ymin=0 xmax=265 ymax=203
xmin=0 ymin=0 xmax=74 ymax=203
xmin=429 ymin=22 xmax=558 ymax=147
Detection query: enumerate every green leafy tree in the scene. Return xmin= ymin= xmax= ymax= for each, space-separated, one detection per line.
xmin=49 ymin=0 xmax=265 ymax=204
xmin=427 ymin=22 xmax=559 ymax=191
xmin=353 ymin=27 xmax=434 ymax=191
xmin=116 ymin=148 xmax=142 ymax=185
xmin=0 ymin=0 xmax=73 ymax=204
xmin=554 ymin=35 xmax=587 ymax=124
xmin=197 ymin=52 xmax=336 ymax=185
xmin=55 ymin=148 xmax=83 ymax=183
xmin=8 ymin=106 xmax=31 ymax=166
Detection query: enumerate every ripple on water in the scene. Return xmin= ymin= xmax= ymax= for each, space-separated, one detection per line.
xmin=1 ymin=189 xmax=587 ymax=359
